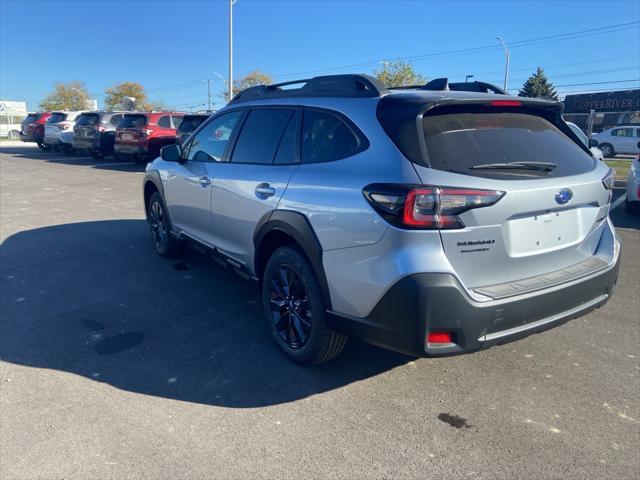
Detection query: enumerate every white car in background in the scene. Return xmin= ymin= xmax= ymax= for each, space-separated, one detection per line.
xmin=566 ymin=122 xmax=604 ymax=162
xmin=592 ymin=125 xmax=640 ymax=158
xmin=44 ymin=111 xmax=85 ymax=151
xmin=626 ymin=142 xmax=640 ymax=214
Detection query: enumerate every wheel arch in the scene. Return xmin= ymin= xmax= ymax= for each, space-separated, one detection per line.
xmin=254 ymin=210 xmax=333 ymax=310
xmin=143 ymin=170 xmax=174 ymax=228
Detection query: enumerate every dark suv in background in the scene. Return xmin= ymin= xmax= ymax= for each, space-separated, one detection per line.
xmin=176 ymin=113 xmax=211 ymax=145
xmin=20 ymin=112 xmax=51 ymax=149
xmin=73 ymin=111 xmax=127 ymax=158
xmin=115 ymin=112 xmax=184 ymax=163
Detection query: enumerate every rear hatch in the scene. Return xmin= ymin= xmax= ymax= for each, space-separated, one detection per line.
xmin=21 ymin=113 xmax=40 ymax=134
xmin=45 ymin=112 xmax=68 ymax=138
xmin=74 ymin=112 xmax=101 ymax=139
xmin=116 ymin=114 xmax=148 ymax=144
xmin=378 ymin=97 xmax=614 ymax=297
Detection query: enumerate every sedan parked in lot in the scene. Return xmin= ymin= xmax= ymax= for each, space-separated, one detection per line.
xmin=115 ymin=112 xmax=184 ymax=163
xmin=626 ymin=142 xmax=640 ymax=214
xmin=44 ymin=111 xmax=85 ymax=152
xmin=176 ymin=113 xmax=211 ymax=145
xmin=592 ymin=125 xmax=640 ymax=157
xmin=73 ymin=111 xmax=127 ymax=158
xmin=20 ymin=112 xmax=52 ymax=150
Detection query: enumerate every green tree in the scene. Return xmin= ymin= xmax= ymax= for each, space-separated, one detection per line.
xmin=147 ymin=99 xmax=168 ymax=111
xmin=39 ymin=81 xmax=90 ymax=111
xmin=518 ymin=67 xmax=558 ymax=100
xmin=104 ymin=82 xmax=149 ymax=110
xmin=374 ymin=61 xmax=427 ymax=87
xmin=220 ymin=70 xmax=273 ymax=101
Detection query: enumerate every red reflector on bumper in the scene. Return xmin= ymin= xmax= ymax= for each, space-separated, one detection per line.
xmin=427 ymin=332 xmax=453 ymax=344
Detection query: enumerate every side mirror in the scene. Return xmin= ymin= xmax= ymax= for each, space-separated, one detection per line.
xmin=588 ymin=138 xmax=598 ymax=148
xmin=161 ymin=143 xmax=182 ymax=162
xmin=637 ymin=141 xmax=640 ymax=149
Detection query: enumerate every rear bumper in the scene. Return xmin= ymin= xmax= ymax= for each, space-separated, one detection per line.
xmin=73 ymin=137 xmax=100 ymax=150
xmin=327 ymin=250 xmax=620 ymax=357
xmin=115 ymin=143 xmax=147 ymax=156
xmin=20 ymin=131 xmax=35 ymax=142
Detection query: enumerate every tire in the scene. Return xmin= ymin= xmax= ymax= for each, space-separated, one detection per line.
xmin=147 ymin=192 xmax=186 ymax=258
xmin=599 ymin=143 xmax=615 ymax=158
xmin=625 ymin=200 xmax=640 ymax=215
xmin=262 ymin=245 xmax=347 ymax=364
xmin=135 ymin=155 xmax=148 ymax=165
xmin=8 ymin=131 xmax=19 ymax=140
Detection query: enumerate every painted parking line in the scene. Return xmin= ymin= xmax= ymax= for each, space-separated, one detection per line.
xmin=611 ymin=193 xmax=627 ymax=211
xmin=93 ymin=162 xmax=137 ymax=167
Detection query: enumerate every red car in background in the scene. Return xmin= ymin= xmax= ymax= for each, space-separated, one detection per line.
xmin=114 ymin=112 xmax=185 ymax=164
xmin=20 ymin=112 xmax=52 ymax=150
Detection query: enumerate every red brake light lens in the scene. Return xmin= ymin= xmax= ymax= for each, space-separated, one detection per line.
xmin=490 ymin=100 xmax=522 ymax=107
xmin=427 ymin=332 xmax=453 ymax=344
xmin=365 ymin=184 xmax=504 ymax=230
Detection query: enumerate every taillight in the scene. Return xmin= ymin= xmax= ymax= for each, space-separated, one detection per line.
xmin=363 ymin=184 xmax=505 ymax=230
xmin=58 ymin=123 xmax=69 ymax=131
xmin=601 ymin=168 xmax=615 ymax=190
xmin=97 ymin=125 xmax=106 ymax=133
xmin=142 ymin=128 xmax=154 ymax=136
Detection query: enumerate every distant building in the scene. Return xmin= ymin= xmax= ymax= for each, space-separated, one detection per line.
xmin=0 ymin=100 xmax=27 ymax=139
xmin=563 ymin=89 xmax=640 ymax=133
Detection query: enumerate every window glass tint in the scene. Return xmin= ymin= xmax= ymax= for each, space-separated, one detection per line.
xmin=118 ymin=114 xmax=147 ymax=128
xmin=274 ymin=111 xmax=299 ymax=164
xmin=187 ymin=110 xmax=243 ymax=162
xmin=171 ymin=116 xmax=184 ymax=129
xmin=231 ymin=109 xmax=293 ymax=164
xmin=568 ymin=123 xmax=588 ymax=147
xmin=76 ymin=113 xmax=99 ymax=126
xmin=48 ymin=113 xmax=68 ymax=123
xmin=302 ymin=110 xmax=360 ymax=163
xmin=178 ymin=115 xmax=207 ymax=134
xmin=109 ymin=114 xmax=123 ymax=127
xmin=23 ymin=114 xmax=39 ymax=124
xmin=422 ymin=112 xmax=594 ymax=178
xmin=157 ymin=116 xmax=171 ymax=128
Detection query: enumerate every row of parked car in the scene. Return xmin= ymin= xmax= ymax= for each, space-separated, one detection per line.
xmin=19 ymin=110 xmax=212 ymax=163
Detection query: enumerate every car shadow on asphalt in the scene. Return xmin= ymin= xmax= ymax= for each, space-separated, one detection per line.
xmin=0 ymin=146 xmax=147 ymax=173
xmin=0 ymin=219 xmax=410 ymax=408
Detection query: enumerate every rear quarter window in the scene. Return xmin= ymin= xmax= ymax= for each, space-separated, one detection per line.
xmin=301 ymin=109 xmax=364 ymax=163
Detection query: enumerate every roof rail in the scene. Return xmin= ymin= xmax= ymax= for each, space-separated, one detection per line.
xmin=390 ymin=78 xmax=507 ymax=95
xmin=229 ymin=74 xmax=388 ymax=103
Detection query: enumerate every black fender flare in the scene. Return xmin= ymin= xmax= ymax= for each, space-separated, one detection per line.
xmin=254 ymin=210 xmax=332 ymax=310
xmin=143 ymin=170 xmax=175 ymax=229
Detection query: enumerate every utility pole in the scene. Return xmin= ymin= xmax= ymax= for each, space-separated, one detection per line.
xmin=229 ymin=0 xmax=237 ymax=101
xmin=496 ymin=36 xmax=510 ymax=93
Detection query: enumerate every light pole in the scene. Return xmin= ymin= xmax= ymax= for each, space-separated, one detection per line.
xmin=206 ymin=73 xmax=227 ymax=110
xmin=465 ymin=75 xmax=474 ymax=83
xmin=71 ymin=87 xmax=88 ymax=110
xmin=229 ymin=0 xmax=238 ymax=101
xmin=496 ymin=36 xmax=510 ymax=92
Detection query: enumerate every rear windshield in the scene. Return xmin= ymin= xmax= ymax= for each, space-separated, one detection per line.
xmin=421 ymin=111 xmax=594 ymax=178
xmin=23 ymin=114 xmax=39 ymax=124
xmin=76 ymin=113 xmax=100 ymax=126
xmin=118 ymin=114 xmax=147 ymax=129
xmin=49 ymin=113 xmax=68 ymax=123
xmin=178 ymin=115 xmax=207 ymax=133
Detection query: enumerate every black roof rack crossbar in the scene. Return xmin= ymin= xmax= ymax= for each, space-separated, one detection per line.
xmin=229 ymin=74 xmax=388 ymax=103
xmin=388 ymin=78 xmax=507 ymax=95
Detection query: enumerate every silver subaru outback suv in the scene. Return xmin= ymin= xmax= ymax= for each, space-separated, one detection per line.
xmin=143 ymin=74 xmax=620 ymax=364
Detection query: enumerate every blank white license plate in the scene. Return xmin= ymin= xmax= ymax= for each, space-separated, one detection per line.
xmin=122 ymin=133 xmax=134 ymax=140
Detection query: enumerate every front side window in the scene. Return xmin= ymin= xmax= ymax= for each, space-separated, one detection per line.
xmin=186 ymin=110 xmax=243 ymax=162
xmin=231 ymin=109 xmax=293 ymax=164
xmin=302 ymin=110 xmax=361 ymax=163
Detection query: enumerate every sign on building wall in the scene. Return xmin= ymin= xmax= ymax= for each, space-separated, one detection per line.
xmin=563 ymin=90 xmax=640 ymax=114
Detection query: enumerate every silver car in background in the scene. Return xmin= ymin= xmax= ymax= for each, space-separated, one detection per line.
xmin=626 ymin=142 xmax=640 ymax=214
xmin=142 ymin=74 xmax=620 ymax=364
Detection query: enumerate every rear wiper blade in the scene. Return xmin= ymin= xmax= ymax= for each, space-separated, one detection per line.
xmin=470 ymin=161 xmax=558 ymax=172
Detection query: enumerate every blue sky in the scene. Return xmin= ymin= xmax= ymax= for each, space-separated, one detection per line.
xmin=1 ymin=0 xmax=638 ymax=111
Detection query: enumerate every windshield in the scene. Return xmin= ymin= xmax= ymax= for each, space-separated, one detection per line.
xmin=23 ymin=114 xmax=39 ymax=124
xmin=48 ymin=113 xmax=68 ymax=123
xmin=422 ymin=111 xmax=594 ymax=178
xmin=76 ymin=113 xmax=100 ymax=126
xmin=118 ymin=114 xmax=147 ymax=128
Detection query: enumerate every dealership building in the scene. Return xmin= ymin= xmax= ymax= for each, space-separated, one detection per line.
xmin=563 ymin=89 xmax=640 ymax=133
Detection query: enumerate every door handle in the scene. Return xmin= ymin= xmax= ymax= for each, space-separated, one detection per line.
xmin=198 ymin=176 xmax=211 ymax=187
xmin=255 ymin=183 xmax=276 ymax=198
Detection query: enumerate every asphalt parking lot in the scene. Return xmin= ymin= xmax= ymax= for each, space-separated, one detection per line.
xmin=1 ymin=144 xmax=638 ymax=479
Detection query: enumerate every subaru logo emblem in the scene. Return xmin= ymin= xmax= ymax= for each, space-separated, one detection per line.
xmin=555 ymin=189 xmax=573 ymax=205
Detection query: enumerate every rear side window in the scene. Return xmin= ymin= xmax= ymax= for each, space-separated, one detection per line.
xmin=186 ymin=110 xmax=243 ymax=162
xmin=157 ymin=116 xmax=171 ymax=128
xmin=422 ymin=111 xmax=594 ymax=178
xmin=611 ymin=128 xmax=634 ymax=137
xmin=109 ymin=114 xmax=123 ymax=127
xmin=76 ymin=113 xmax=99 ymax=126
xmin=118 ymin=114 xmax=147 ymax=128
xmin=302 ymin=110 xmax=361 ymax=163
xmin=171 ymin=116 xmax=183 ymax=129
xmin=231 ymin=109 xmax=293 ymax=164
xmin=48 ymin=113 xmax=68 ymax=123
